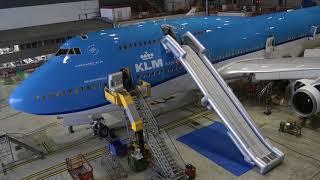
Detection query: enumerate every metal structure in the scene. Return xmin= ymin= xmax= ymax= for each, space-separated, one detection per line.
xmin=161 ymin=31 xmax=284 ymax=174
xmin=105 ymin=80 xmax=185 ymax=179
xmin=134 ymin=93 xmax=185 ymax=179
xmin=0 ymin=132 xmax=44 ymax=174
xmin=257 ymin=82 xmax=273 ymax=115
xmin=0 ymin=133 xmax=14 ymax=174
xmin=66 ymin=154 xmax=93 ymax=180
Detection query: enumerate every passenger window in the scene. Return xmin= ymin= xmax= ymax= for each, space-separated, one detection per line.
xmin=61 ymin=90 xmax=66 ymax=96
xmin=68 ymin=89 xmax=73 ymax=95
xmin=74 ymin=88 xmax=79 ymax=95
xmin=35 ymin=96 xmax=40 ymax=101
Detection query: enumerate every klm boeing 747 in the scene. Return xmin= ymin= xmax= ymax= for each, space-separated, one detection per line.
xmin=8 ymin=6 xmax=320 ymax=127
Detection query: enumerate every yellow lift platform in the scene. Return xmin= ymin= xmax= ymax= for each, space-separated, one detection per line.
xmin=104 ymin=72 xmax=151 ymax=171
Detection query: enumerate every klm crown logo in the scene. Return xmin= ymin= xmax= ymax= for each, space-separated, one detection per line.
xmin=140 ymin=51 xmax=154 ymax=60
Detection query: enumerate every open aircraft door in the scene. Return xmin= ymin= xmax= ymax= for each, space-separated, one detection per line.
xmin=308 ymin=26 xmax=318 ymax=40
xmin=265 ymin=36 xmax=275 ymax=58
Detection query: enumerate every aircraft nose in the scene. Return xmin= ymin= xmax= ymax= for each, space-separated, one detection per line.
xmin=8 ymin=87 xmax=25 ymax=112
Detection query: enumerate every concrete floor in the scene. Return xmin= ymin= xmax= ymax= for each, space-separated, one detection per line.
xmin=0 ymin=77 xmax=320 ymax=180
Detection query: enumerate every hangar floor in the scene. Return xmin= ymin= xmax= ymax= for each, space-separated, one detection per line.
xmin=0 ymin=76 xmax=320 ymax=180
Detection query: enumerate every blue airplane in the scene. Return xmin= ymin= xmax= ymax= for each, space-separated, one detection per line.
xmin=8 ymin=6 xmax=320 ymax=126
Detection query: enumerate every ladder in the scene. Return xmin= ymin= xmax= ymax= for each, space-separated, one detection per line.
xmin=133 ymin=96 xmax=159 ymax=135
xmin=133 ymin=92 xmax=185 ymax=179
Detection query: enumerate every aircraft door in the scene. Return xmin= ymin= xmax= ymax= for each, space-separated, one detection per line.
xmin=265 ymin=36 xmax=275 ymax=57
xmin=308 ymin=26 xmax=318 ymax=40
xmin=108 ymin=68 xmax=133 ymax=91
xmin=161 ymin=24 xmax=182 ymax=43
xmin=121 ymin=68 xmax=133 ymax=91
xmin=108 ymin=72 xmax=124 ymax=92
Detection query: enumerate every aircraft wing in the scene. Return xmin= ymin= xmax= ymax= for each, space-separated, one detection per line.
xmin=217 ymin=57 xmax=320 ymax=81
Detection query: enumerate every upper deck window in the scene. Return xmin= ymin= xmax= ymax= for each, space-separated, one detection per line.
xmin=81 ymin=35 xmax=88 ymax=40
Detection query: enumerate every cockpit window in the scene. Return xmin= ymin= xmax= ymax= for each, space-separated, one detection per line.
xmin=55 ymin=49 xmax=69 ymax=56
xmin=68 ymin=49 xmax=75 ymax=55
xmin=74 ymin=48 xmax=81 ymax=54
xmin=55 ymin=48 xmax=81 ymax=56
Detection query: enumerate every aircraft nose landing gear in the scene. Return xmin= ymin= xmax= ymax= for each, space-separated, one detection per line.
xmin=91 ymin=118 xmax=109 ymax=138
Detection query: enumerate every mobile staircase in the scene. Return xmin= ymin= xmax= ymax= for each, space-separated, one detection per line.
xmin=161 ymin=32 xmax=285 ymax=174
xmin=134 ymin=91 xmax=185 ymax=179
xmin=105 ymin=77 xmax=185 ymax=179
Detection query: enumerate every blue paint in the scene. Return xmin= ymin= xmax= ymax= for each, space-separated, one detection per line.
xmin=303 ymin=0 xmax=317 ymax=8
xmin=8 ymin=6 xmax=320 ymax=115
xmin=177 ymin=122 xmax=255 ymax=176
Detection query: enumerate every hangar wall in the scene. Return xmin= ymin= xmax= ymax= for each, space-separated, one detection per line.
xmin=0 ymin=0 xmax=99 ymax=31
xmin=165 ymin=0 xmax=193 ymax=12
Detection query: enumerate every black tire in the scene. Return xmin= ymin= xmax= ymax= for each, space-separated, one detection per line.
xmin=98 ymin=125 xmax=109 ymax=138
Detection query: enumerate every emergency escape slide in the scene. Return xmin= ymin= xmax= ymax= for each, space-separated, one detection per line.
xmin=161 ymin=32 xmax=284 ymax=174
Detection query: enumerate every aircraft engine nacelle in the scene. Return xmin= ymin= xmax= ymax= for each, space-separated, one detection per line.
xmin=292 ymin=79 xmax=320 ymax=117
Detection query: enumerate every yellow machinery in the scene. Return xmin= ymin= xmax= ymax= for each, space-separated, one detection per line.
xmin=105 ymin=72 xmax=186 ymax=177
xmin=105 ymin=71 xmax=151 ymax=156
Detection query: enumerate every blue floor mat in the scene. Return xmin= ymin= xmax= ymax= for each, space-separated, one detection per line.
xmin=177 ymin=122 xmax=255 ymax=176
